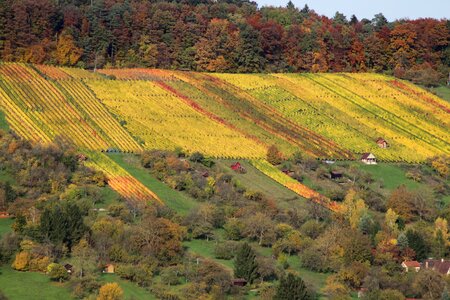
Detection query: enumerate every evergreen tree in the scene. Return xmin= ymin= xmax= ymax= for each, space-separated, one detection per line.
xmin=234 ymin=243 xmax=258 ymax=284
xmin=40 ymin=201 xmax=87 ymax=251
xmin=237 ymin=24 xmax=265 ymax=73
xmin=406 ymin=230 xmax=428 ymax=261
xmin=274 ymin=273 xmax=309 ymax=300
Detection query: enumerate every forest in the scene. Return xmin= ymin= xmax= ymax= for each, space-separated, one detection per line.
xmin=0 ymin=0 xmax=449 ymax=85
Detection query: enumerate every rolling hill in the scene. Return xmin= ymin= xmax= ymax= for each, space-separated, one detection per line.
xmin=0 ymin=62 xmax=449 ymax=206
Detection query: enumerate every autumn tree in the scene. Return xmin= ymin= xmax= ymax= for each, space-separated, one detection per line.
xmin=267 ymin=145 xmax=283 ymax=165
xmin=412 ymin=269 xmax=446 ymax=300
xmin=341 ymin=189 xmax=368 ymax=229
xmin=97 ymin=283 xmax=123 ymax=300
xmin=387 ymin=186 xmax=415 ymax=222
xmin=55 ymin=32 xmax=83 ymax=66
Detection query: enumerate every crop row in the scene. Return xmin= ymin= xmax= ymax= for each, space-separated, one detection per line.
xmin=86 ymin=79 xmax=267 ymax=158
xmin=0 ymin=63 xmax=110 ymax=150
xmin=251 ymin=160 xmax=340 ymax=212
xmin=84 ymin=151 xmax=162 ymax=203
xmin=216 ymin=72 xmax=449 ymax=162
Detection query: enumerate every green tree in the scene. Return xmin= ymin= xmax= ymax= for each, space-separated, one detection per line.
xmin=47 ymin=263 xmax=69 ymax=282
xmin=406 ymin=230 xmax=428 ymax=261
xmin=40 ymin=201 xmax=87 ymax=251
xmin=234 ymin=243 xmax=258 ymax=284
xmin=274 ymin=273 xmax=309 ymax=300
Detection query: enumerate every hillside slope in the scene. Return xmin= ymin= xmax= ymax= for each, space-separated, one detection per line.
xmin=0 ymin=63 xmax=448 ymax=165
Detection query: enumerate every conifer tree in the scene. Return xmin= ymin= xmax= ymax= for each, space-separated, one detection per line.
xmin=234 ymin=243 xmax=258 ymax=284
xmin=274 ymin=273 xmax=309 ymax=300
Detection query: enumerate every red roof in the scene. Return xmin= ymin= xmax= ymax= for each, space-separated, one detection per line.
xmin=376 ymin=137 xmax=387 ymax=144
xmin=231 ymin=162 xmax=242 ymax=170
xmin=361 ymin=153 xmax=372 ymax=160
xmin=403 ymin=261 xmax=421 ymax=268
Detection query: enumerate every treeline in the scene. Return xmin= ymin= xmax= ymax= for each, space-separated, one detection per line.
xmin=0 ymin=0 xmax=449 ymax=84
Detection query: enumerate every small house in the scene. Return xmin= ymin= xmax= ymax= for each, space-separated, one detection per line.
xmin=361 ymin=153 xmax=377 ymax=165
xmin=401 ymin=261 xmax=421 ymax=272
xmin=231 ymin=162 xmax=245 ymax=173
xmin=201 ymin=171 xmax=209 ymax=178
xmin=423 ymin=259 xmax=450 ymax=275
xmin=64 ymin=264 xmax=74 ymax=274
xmin=330 ymin=171 xmax=343 ymax=180
xmin=0 ymin=212 xmax=10 ymax=218
xmin=103 ymin=264 xmax=115 ymax=274
xmin=232 ymin=278 xmax=247 ymax=287
xmin=376 ymin=138 xmax=389 ymax=149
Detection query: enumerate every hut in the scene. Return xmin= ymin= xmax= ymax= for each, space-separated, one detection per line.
xmin=361 ymin=153 xmax=377 ymax=165
xmin=103 ymin=264 xmax=115 ymax=274
xmin=232 ymin=278 xmax=247 ymax=287
xmin=376 ymin=137 xmax=389 ymax=149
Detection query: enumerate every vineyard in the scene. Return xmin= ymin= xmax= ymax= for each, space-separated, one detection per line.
xmin=214 ymin=73 xmax=450 ymax=163
xmin=0 ymin=63 xmax=449 ymax=207
xmin=250 ymin=160 xmax=341 ymax=212
xmin=84 ymin=152 xmax=162 ymax=204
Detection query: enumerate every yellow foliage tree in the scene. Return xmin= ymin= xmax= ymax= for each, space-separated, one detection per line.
xmin=97 ymin=283 xmax=124 ymax=300
xmin=342 ymin=190 xmax=367 ymax=229
xmin=56 ymin=33 xmax=83 ymax=66
xmin=385 ymin=208 xmax=399 ymax=235
xmin=12 ymin=251 xmax=31 ymax=271
xmin=431 ymin=156 xmax=449 ymax=178
xmin=434 ymin=217 xmax=449 ymax=245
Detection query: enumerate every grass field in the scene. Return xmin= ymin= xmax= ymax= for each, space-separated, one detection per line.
xmin=356 ymin=162 xmax=421 ymax=190
xmin=95 ymin=186 xmax=122 ymax=209
xmin=430 ymin=85 xmax=450 ymax=102
xmin=101 ymin=274 xmax=157 ymax=300
xmin=0 ymin=218 xmax=13 ymax=238
xmin=0 ymin=266 xmax=73 ymax=300
xmin=183 ymin=238 xmax=234 ymax=270
xmin=107 ymin=153 xmax=198 ymax=215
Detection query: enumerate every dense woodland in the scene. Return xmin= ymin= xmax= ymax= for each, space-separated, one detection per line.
xmin=0 ymin=0 xmax=449 ymax=85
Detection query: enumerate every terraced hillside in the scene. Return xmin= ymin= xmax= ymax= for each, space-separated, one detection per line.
xmin=1 ymin=63 xmax=449 ymax=164
xmin=98 ymin=68 xmax=450 ymax=163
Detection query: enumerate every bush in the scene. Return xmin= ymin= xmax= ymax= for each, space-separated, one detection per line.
xmin=300 ymin=248 xmax=327 ymax=272
xmin=11 ymin=251 xmax=30 ymax=271
xmin=267 ymin=145 xmax=283 ymax=165
xmin=189 ymin=152 xmax=204 ymax=163
xmin=160 ymin=266 xmax=183 ymax=286
xmin=47 ymin=263 xmax=69 ymax=282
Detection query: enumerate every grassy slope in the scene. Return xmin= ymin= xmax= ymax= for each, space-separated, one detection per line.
xmin=101 ymin=274 xmax=157 ymax=300
xmin=107 ymin=153 xmax=198 ymax=215
xmin=0 ymin=218 xmax=13 ymax=238
xmin=183 ymin=239 xmax=234 ymax=270
xmin=429 ymin=85 xmax=450 ymax=102
xmin=215 ymin=159 xmax=302 ymax=207
xmin=357 ymin=163 xmax=420 ymax=190
xmin=0 ymin=266 xmax=73 ymax=300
